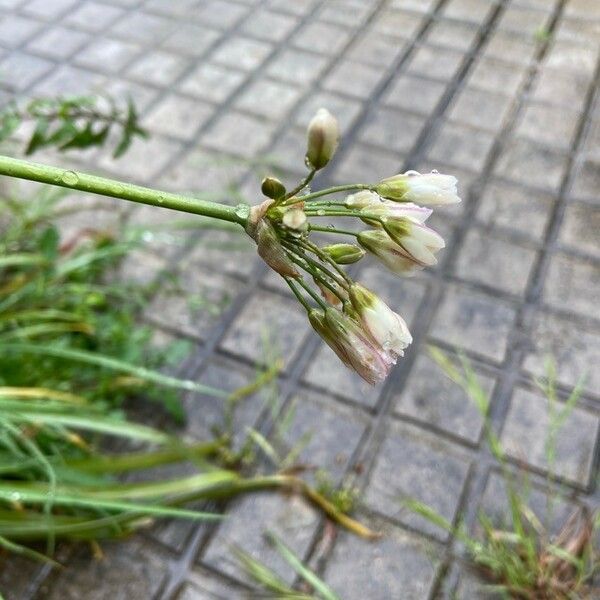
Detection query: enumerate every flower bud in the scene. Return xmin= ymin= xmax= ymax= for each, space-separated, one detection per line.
xmin=282 ymin=207 xmax=307 ymax=230
xmin=254 ymin=218 xmax=299 ymax=278
xmin=322 ymin=243 xmax=365 ymax=265
xmin=305 ymin=108 xmax=339 ymax=170
xmin=261 ymin=176 xmax=286 ymax=200
xmin=358 ymin=229 xmax=426 ymax=276
xmin=375 ymin=171 xmax=460 ymax=205
xmin=349 ymin=283 xmax=412 ymax=357
xmin=344 ymin=190 xmax=381 ymax=209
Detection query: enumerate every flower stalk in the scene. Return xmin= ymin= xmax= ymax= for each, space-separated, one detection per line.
xmin=0 ymin=108 xmax=461 ymax=385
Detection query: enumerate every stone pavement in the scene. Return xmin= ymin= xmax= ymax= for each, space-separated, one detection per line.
xmin=1 ymin=0 xmax=599 ymax=598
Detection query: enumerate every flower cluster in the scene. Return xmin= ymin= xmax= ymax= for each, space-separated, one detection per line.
xmin=247 ymin=109 xmax=460 ymax=384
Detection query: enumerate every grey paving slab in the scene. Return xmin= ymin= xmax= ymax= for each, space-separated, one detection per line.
xmin=1 ymin=0 xmax=599 ymax=598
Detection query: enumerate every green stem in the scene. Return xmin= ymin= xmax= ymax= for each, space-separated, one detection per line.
xmin=309 ymin=224 xmax=359 ymax=237
xmin=0 ymin=155 xmax=248 ymax=227
xmin=287 ymin=183 xmax=372 ymax=204
xmin=284 ymin=277 xmax=312 ymax=313
xmin=282 ymin=168 xmax=316 ymax=202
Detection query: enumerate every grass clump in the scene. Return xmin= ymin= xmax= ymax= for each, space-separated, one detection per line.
xmin=406 ymin=349 xmax=598 ymax=600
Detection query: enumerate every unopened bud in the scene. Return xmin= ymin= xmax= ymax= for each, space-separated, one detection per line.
xmin=345 ymin=190 xmax=381 ymax=209
xmin=306 ymin=108 xmax=339 ymax=170
xmin=261 ymin=176 xmax=286 ymax=200
xmin=254 ymin=219 xmax=299 ymax=278
xmin=282 ymin=207 xmax=307 ymax=230
xmin=322 ymin=243 xmax=365 ymax=265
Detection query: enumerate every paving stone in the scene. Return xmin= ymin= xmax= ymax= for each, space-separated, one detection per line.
xmin=447 ymin=86 xmax=512 ymax=132
xmin=144 ymin=95 xmax=214 ymax=140
xmin=41 ymin=538 xmax=168 ymax=600
xmin=347 ymin=28 xmax=407 ymax=68
xmin=497 ymin=5 xmax=551 ymax=37
xmin=210 ymin=35 xmax=272 ymax=72
xmin=406 ymin=44 xmax=465 ymax=82
xmin=481 ymin=29 xmax=539 ymax=65
xmin=454 ymin=227 xmax=537 ymax=296
xmin=555 ymin=17 xmax=600 ymax=49
xmin=32 ymin=63 xmax=106 ymax=96
xmin=292 ymin=20 xmax=351 ymax=56
xmin=234 ymin=77 xmax=302 ymax=121
xmin=582 ymin=118 xmax=600 ymax=162
xmin=98 ymin=134 xmax=181 ymax=181
xmin=267 ymin=48 xmax=331 ymax=85
xmin=0 ymin=556 xmax=42 ymax=600
xmin=427 ymin=121 xmax=495 ymax=172
xmin=161 ymin=23 xmax=222 ymax=56
xmin=559 ymin=200 xmax=600 ymax=258
xmin=144 ymin=0 xmax=201 ymax=17
xmin=358 ymin=106 xmax=425 ymax=153
xmin=425 ymin=18 xmax=479 ymax=51
xmin=280 ymin=391 xmax=368 ymax=484
xmin=332 ymin=143 xmax=403 ymax=185
xmin=179 ymin=62 xmax=246 ymax=104
xmin=394 ymin=350 xmax=492 ymax=444
xmin=530 ymin=67 xmax=592 ymax=112
xmin=466 ymin=56 xmax=526 ymax=97
xmin=453 ymin=568 xmax=501 ymax=599
xmin=183 ymin=229 xmax=256 ymax=279
xmin=441 ymin=0 xmax=494 ymax=23
xmin=431 ymin=283 xmax=517 ymax=362
xmin=544 ymin=40 xmax=597 ymax=76
xmin=0 ymin=14 xmax=42 ymax=48
xmin=480 ymin=472 xmax=579 ymax=542
xmin=146 ymin=264 xmax=242 ymax=340
xmin=515 ymin=102 xmax=580 ymax=151
xmin=27 ymin=25 xmax=91 ymax=60
xmin=324 ymin=524 xmax=440 ymax=599
xmin=495 ymin=138 xmax=568 ymax=192
xmin=571 ymin=158 xmax=600 ymax=204
xmin=183 ymin=358 xmax=273 ymax=450
xmin=110 ymin=10 xmax=174 ymax=43
xmin=323 ymin=58 xmax=387 ymax=100
xmin=194 ymin=0 xmax=250 ymax=30
xmin=74 ymin=36 xmax=142 ymax=73
xmin=126 ymin=50 xmax=190 ymax=87
xmin=371 ymin=8 xmax=424 ymax=39
xmin=524 ymin=310 xmax=600 ymax=397
xmin=565 ymin=0 xmax=600 ymax=20
xmin=295 ymin=90 xmax=363 ymax=134
xmin=175 ymin=572 xmax=247 ymax=600
xmin=543 ymin=252 xmax=599 ymax=318
xmin=318 ymin=0 xmax=375 ymax=27
xmin=383 ymin=73 xmax=447 ymax=116
xmin=101 ymin=77 xmax=158 ymax=112
xmin=304 ymin=272 xmax=426 ymax=408
xmin=240 ymin=8 xmax=297 ymax=43
xmin=201 ymin=111 xmax=274 ymax=158
xmin=476 ymin=180 xmax=555 ymax=243
xmin=267 ymin=0 xmax=319 ymax=16
xmin=202 ymin=493 xmax=320 ymax=583
xmin=0 ymin=51 xmax=54 ymax=93
xmin=365 ymin=424 xmax=471 ymax=540
xmin=501 ymin=386 xmax=599 ymax=487
xmin=65 ymin=1 xmax=125 ymax=33
xmin=220 ymin=289 xmax=310 ymax=369
xmin=22 ymin=0 xmax=77 ymax=19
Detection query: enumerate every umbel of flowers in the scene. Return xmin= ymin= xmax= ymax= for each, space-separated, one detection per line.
xmin=246 ymin=109 xmax=460 ymax=384
xmin=0 ymin=109 xmax=459 ymax=385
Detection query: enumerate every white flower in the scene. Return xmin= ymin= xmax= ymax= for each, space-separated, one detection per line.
xmin=376 ymin=171 xmax=460 ymax=206
xmin=349 ymin=284 xmax=412 ymax=357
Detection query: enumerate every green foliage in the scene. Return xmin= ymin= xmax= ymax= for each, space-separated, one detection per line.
xmin=404 ymin=349 xmax=599 ymax=599
xmin=0 ymin=185 xmax=226 ymax=420
xmin=0 ymin=95 xmax=146 ymax=158
xmin=235 ymin=531 xmax=341 ymax=599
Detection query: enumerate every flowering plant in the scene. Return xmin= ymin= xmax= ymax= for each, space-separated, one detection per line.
xmin=0 ymin=109 xmax=460 ymax=384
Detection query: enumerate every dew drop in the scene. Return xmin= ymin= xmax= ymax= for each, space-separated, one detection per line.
xmin=234 ymin=203 xmax=251 ymax=219
xmin=317 ymin=209 xmax=325 ymax=216
xmin=61 ymin=170 xmax=79 ymax=186
xmin=9 ymin=492 xmax=21 ymax=502
xmin=404 ymin=170 xmax=420 ymax=177
xmin=430 ymin=169 xmax=439 ymax=174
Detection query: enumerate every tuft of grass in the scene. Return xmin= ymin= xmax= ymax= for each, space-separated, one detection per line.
xmin=405 ymin=349 xmax=599 ymax=599
xmin=234 ymin=530 xmax=341 ymax=599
